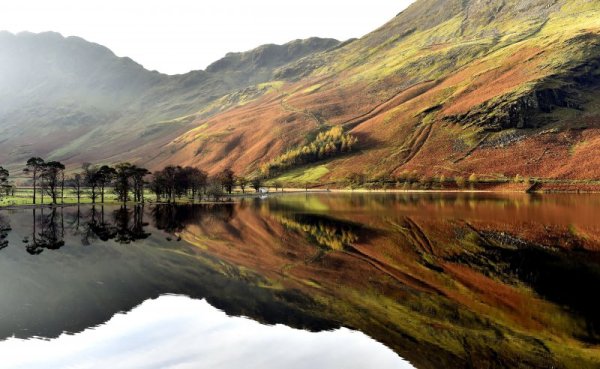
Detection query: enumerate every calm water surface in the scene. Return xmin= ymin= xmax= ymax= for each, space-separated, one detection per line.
xmin=0 ymin=193 xmax=599 ymax=369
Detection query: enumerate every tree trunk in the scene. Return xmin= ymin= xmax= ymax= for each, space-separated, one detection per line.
xmin=32 ymin=172 xmax=37 ymax=205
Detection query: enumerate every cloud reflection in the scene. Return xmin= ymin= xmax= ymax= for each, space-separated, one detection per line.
xmin=1 ymin=295 xmax=412 ymax=369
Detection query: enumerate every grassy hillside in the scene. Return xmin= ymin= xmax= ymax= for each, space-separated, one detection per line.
xmin=150 ymin=0 xmax=600 ymax=184
xmin=2 ymin=1 xmax=600 ymax=185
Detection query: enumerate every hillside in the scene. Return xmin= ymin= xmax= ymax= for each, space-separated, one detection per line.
xmin=2 ymin=0 xmax=600 ymax=185
xmin=146 ymin=0 xmax=600 ymax=185
xmin=0 ymin=32 xmax=338 ymax=171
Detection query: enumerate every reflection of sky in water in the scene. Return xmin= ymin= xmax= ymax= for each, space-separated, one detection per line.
xmin=1 ymin=295 xmax=413 ymax=369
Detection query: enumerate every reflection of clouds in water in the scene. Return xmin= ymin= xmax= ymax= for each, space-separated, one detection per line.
xmin=1 ymin=295 xmax=412 ymax=369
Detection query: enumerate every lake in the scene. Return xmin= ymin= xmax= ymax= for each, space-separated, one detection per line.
xmin=0 ymin=193 xmax=599 ymax=368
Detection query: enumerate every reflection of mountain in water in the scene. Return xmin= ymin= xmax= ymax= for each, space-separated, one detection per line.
xmin=1 ymin=194 xmax=600 ymax=369
xmin=0 ymin=204 xmax=337 ymax=343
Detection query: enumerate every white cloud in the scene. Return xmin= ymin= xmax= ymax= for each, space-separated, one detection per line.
xmin=0 ymin=0 xmax=415 ymax=74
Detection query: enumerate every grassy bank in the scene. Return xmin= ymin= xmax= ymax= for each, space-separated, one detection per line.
xmin=0 ymin=188 xmax=331 ymax=208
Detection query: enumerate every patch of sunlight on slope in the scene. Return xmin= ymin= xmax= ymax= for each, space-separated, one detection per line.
xmin=274 ymin=165 xmax=330 ymax=184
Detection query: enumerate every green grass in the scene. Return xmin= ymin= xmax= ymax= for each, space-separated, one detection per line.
xmin=271 ymin=165 xmax=330 ymax=184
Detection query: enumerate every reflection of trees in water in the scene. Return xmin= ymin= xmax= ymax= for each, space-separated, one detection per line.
xmin=113 ymin=206 xmax=151 ymax=244
xmin=151 ymin=204 xmax=235 ymax=236
xmin=275 ymin=213 xmax=361 ymax=251
xmin=25 ymin=208 xmax=65 ymax=255
xmin=16 ymin=204 xmax=239 ymax=253
xmin=80 ymin=206 xmax=117 ymax=244
xmin=0 ymin=213 xmax=10 ymax=250
xmin=23 ymin=205 xmax=151 ymax=253
xmin=81 ymin=205 xmax=150 ymax=244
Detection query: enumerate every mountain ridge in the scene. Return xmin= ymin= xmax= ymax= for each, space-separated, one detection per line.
xmin=0 ymin=31 xmax=340 ymax=172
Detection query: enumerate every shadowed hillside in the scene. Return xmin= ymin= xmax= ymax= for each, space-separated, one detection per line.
xmin=0 ymin=32 xmax=338 ymax=171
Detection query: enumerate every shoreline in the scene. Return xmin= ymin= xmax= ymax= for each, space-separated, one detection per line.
xmin=2 ymin=188 xmax=600 ymax=210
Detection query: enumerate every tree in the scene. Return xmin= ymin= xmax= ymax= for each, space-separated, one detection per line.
xmin=189 ymin=168 xmax=208 ymax=202
xmin=251 ymin=178 xmax=263 ymax=193
xmin=131 ymin=166 xmax=150 ymax=203
xmin=149 ymin=170 xmax=166 ymax=202
xmin=217 ymin=168 xmax=235 ymax=194
xmin=206 ymin=179 xmax=225 ymax=201
xmin=83 ymin=163 xmax=100 ymax=204
xmin=40 ymin=161 xmax=65 ymax=204
xmin=68 ymin=173 xmax=85 ymax=203
xmin=273 ymin=180 xmax=283 ymax=193
xmin=0 ymin=167 xmax=9 ymax=199
xmin=346 ymin=172 xmax=365 ymax=189
xmin=174 ymin=166 xmax=191 ymax=199
xmin=439 ymin=175 xmax=446 ymax=189
xmin=24 ymin=157 xmax=45 ymax=204
xmin=114 ymin=163 xmax=135 ymax=204
xmin=468 ymin=173 xmax=478 ymax=190
xmin=113 ymin=163 xmax=149 ymax=204
xmin=151 ymin=166 xmax=178 ymax=202
xmin=97 ymin=165 xmax=116 ymax=203
xmin=237 ymin=176 xmax=248 ymax=194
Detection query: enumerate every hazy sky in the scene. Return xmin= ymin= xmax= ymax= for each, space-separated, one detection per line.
xmin=0 ymin=0 xmax=415 ymax=74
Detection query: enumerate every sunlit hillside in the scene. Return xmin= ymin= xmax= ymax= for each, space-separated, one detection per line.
xmin=151 ymin=0 xmax=600 ymax=185
xmin=2 ymin=0 xmax=600 ymax=186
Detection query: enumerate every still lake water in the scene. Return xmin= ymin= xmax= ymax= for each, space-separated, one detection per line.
xmin=0 ymin=193 xmax=599 ymax=368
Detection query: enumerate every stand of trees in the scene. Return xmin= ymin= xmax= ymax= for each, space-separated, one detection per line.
xmin=12 ymin=157 xmax=265 ymax=205
xmin=261 ymin=126 xmax=357 ymax=177
xmin=150 ymin=166 xmax=258 ymax=202
xmin=23 ymin=158 xmax=66 ymax=204
xmin=150 ymin=166 xmax=208 ymax=203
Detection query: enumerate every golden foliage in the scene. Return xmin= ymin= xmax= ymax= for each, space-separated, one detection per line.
xmin=262 ymin=126 xmax=357 ymax=176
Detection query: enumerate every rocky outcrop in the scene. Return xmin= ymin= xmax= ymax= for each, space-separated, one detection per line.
xmin=206 ymin=38 xmax=340 ymax=77
xmin=446 ymin=55 xmax=600 ymax=131
xmin=446 ymin=87 xmax=581 ymax=131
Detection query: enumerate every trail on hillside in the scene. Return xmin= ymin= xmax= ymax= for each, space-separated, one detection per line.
xmin=386 ymin=123 xmax=434 ymax=174
xmin=340 ymin=80 xmax=438 ymax=131
xmin=279 ymin=94 xmax=324 ymax=128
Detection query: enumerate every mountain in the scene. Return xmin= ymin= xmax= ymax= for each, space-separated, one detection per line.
xmin=0 ymin=32 xmax=338 ymax=171
xmin=2 ymin=0 xmax=600 ymax=186
xmin=146 ymin=0 xmax=600 ymax=185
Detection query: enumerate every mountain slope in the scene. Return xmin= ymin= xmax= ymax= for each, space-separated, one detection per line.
xmin=150 ymin=0 xmax=600 ymax=184
xmin=2 ymin=0 xmax=600 ymax=185
xmin=0 ymin=32 xmax=339 ymax=170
